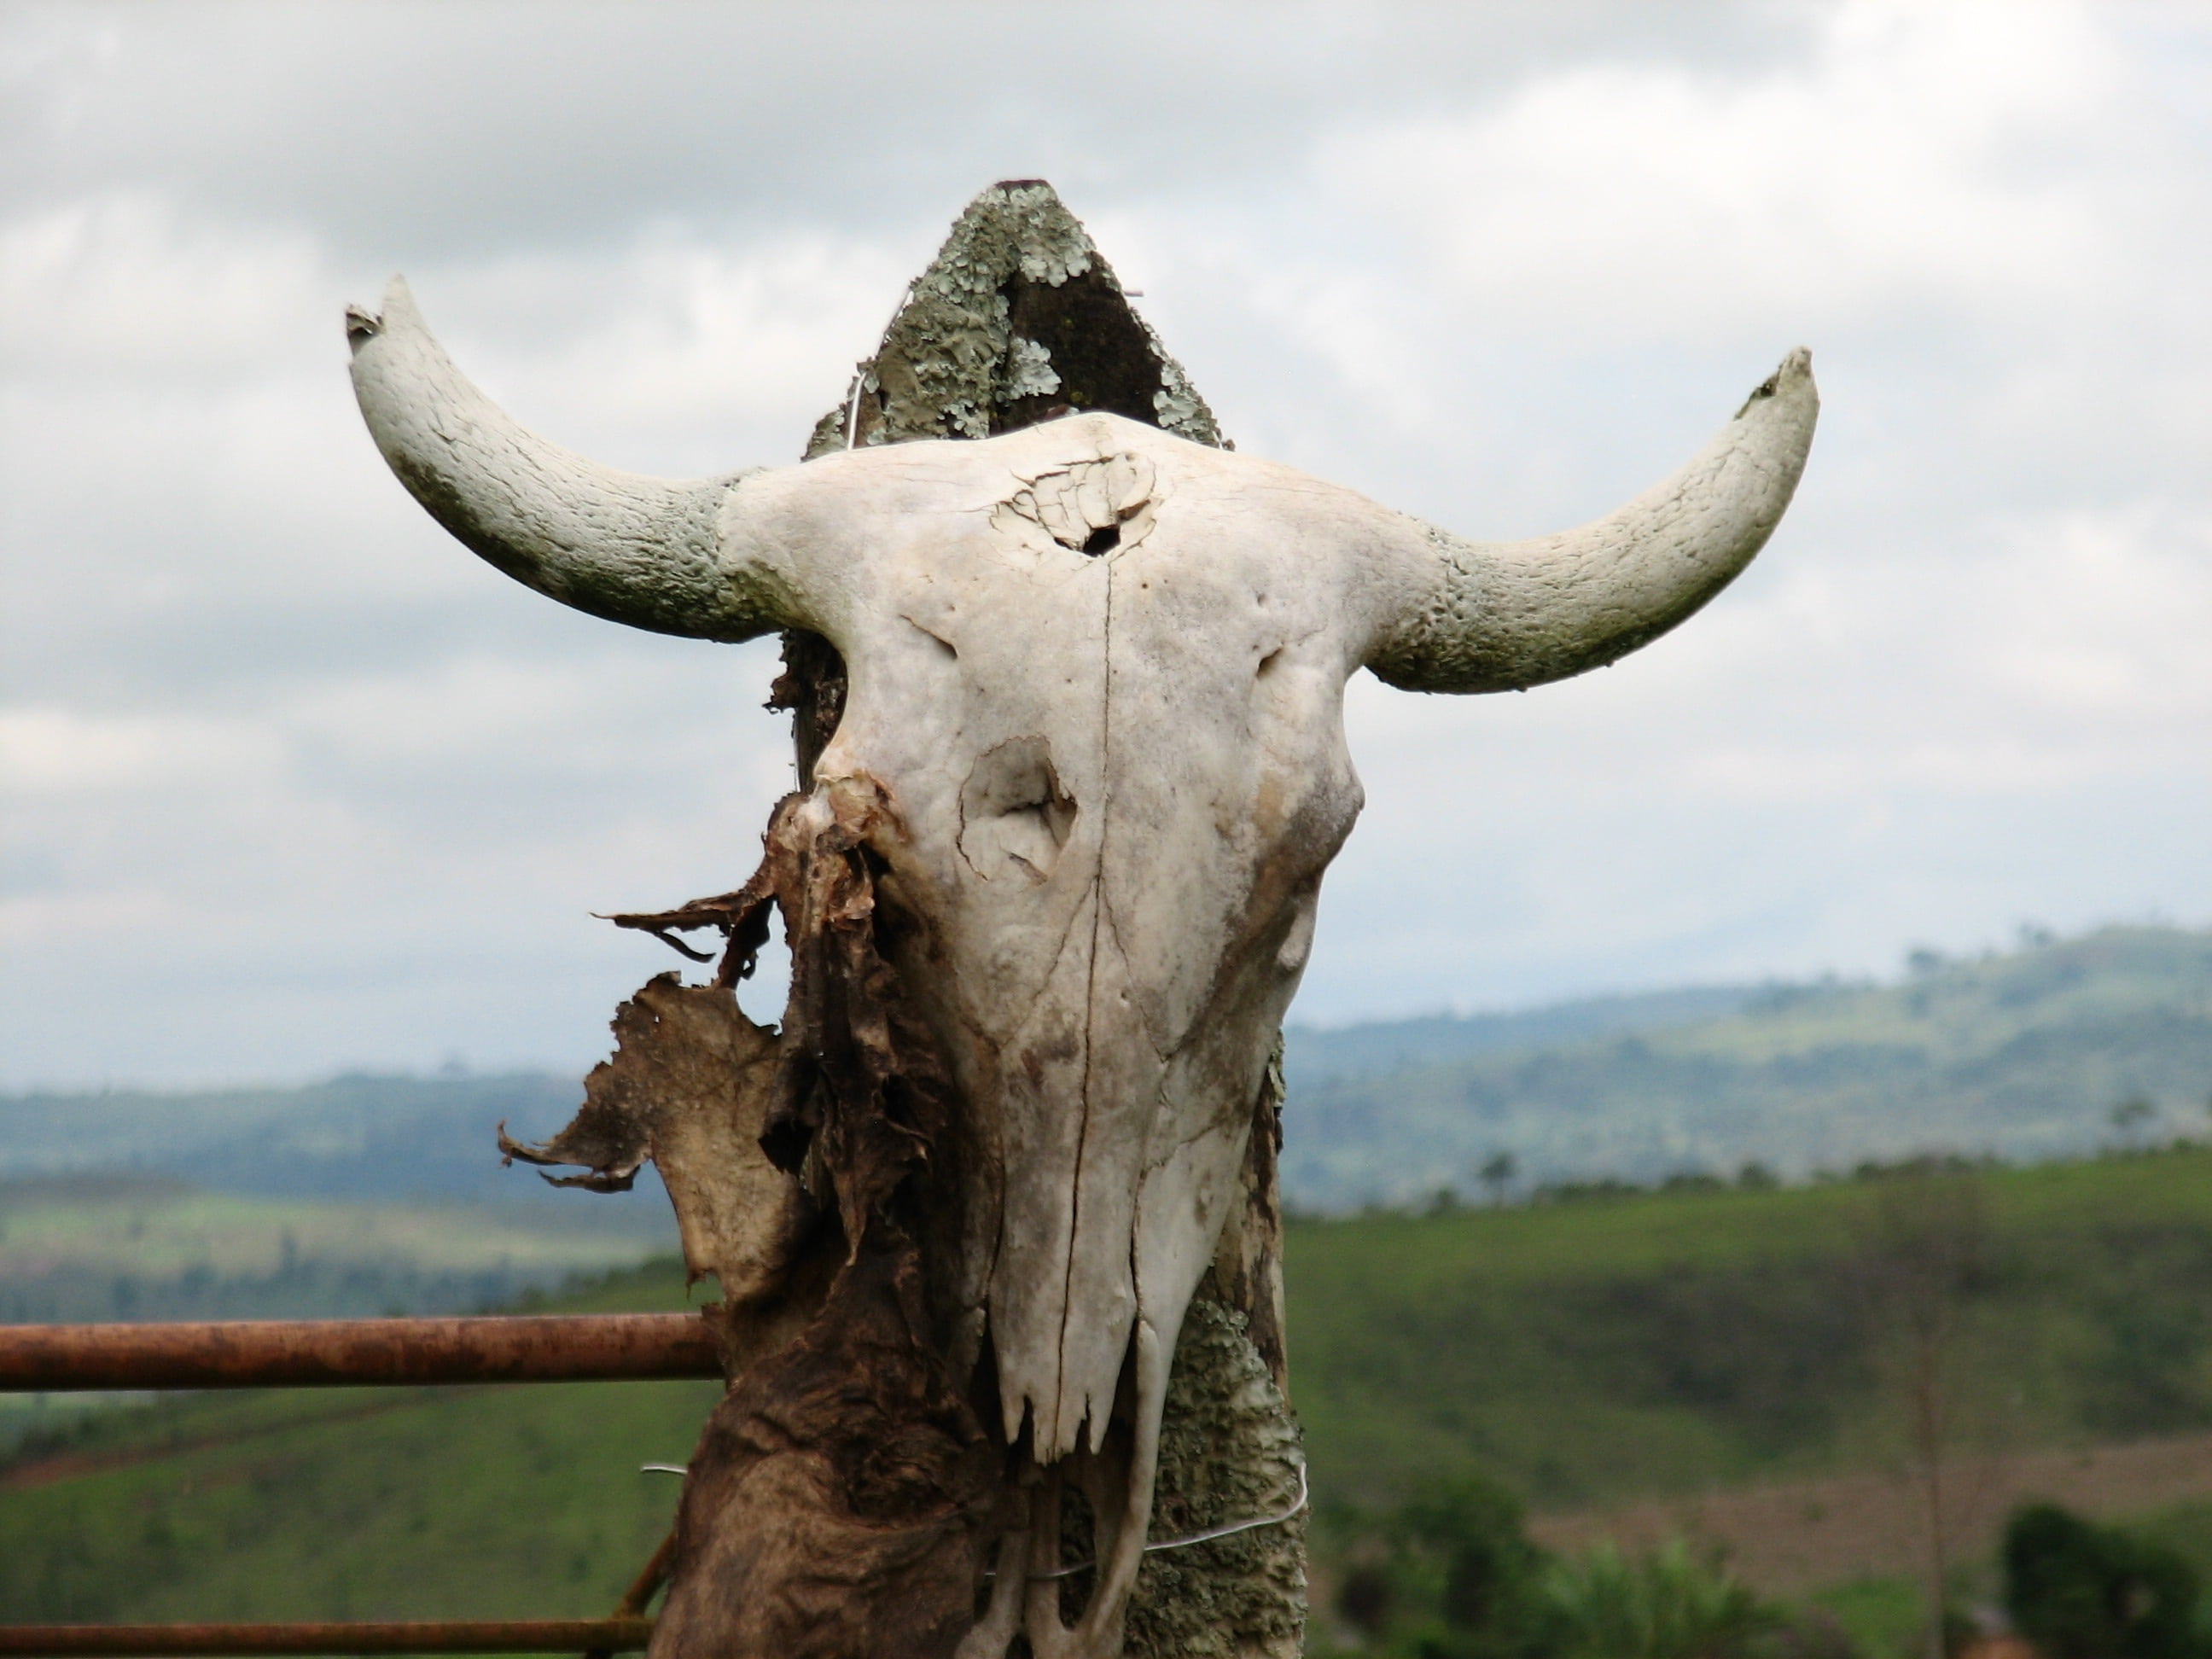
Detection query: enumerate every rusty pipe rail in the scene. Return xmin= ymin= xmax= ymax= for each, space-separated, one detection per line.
xmin=0 ymin=1314 xmax=720 ymax=1392
xmin=0 ymin=1621 xmax=654 ymax=1656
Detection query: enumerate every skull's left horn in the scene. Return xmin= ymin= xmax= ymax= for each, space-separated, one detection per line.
xmin=346 ymin=276 xmax=803 ymax=642
xmin=1365 ymin=347 xmax=1818 ymax=693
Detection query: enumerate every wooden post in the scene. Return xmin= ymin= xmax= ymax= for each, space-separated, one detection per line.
xmin=775 ymin=182 xmax=1305 ymax=1659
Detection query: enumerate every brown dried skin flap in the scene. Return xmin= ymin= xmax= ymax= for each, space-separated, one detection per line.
xmin=651 ymin=1229 xmax=998 ymax=1659
xmin=607 ymin=782 xmax=960 ymax=1266
xmin=568 ymin=781 xmax=998 ymax=1658
xmin=498 ymin=974 xmax=809 ymax=1309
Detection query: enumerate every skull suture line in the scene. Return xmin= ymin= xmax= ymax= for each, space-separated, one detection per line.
xmin=347 ymin=273 xmax=1815 ymax=1657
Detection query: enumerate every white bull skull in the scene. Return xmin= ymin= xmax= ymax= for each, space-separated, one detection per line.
xmin=347 ymin=275 xmax=1815 ymax=1655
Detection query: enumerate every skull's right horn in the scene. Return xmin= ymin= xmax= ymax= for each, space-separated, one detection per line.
xmin=346 ymin=276 xmax=809 ymax=643
xmin=1365 ymin=348 xmax=1818 ymax=693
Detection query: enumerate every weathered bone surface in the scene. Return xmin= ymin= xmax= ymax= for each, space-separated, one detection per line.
xmin=348 ymin=181 xmax=1816 ymax=1657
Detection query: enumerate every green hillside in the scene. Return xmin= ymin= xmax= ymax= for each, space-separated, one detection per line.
xmin=1287 ymin=1147 xmax=2212 ymax=1511
xmin=13 ymin=1149 xmax=2212 ymax=1629
xmin=0 ymin=1073 xmax=602 ymax=1209
xmin=0 ymin=1263 xmax=719 ymax=1622
xmin=1289 ymin=923 xmax=2212 ymax=1207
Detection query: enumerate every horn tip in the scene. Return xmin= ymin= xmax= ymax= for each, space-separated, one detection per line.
xmin=342 ymin=302 xmax=381 ymax=349
xmin=344 ymin=277 xmax=417 ymax=354
xmin=1736 ymin=346 xmax=1817 ymax=419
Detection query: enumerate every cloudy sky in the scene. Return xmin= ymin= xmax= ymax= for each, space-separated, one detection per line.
xmin=3 ymin=2 xmax=2208 ymax=1090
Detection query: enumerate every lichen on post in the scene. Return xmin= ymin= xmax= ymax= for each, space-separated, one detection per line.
xmin=775 ymin=181 xmax=1308 ymax=1659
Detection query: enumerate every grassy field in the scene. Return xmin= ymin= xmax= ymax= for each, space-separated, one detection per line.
xmin=1289 ymin=1146 xmax=2212 ymax=1512
xmin=12 ymin=1149 xmax=2212 ymax=1640
xmin=0 ymin=1176 xmax=661 ymax=1298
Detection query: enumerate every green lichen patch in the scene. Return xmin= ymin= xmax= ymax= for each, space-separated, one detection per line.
xmin=803 ymin=180 xmax=1225 ymax=460
xmin=1126 ymin=1295 xmax=1309 ymax=1658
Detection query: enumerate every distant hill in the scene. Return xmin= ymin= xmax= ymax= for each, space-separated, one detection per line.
xmin=1286 ymin=923 xmax=2212 ymax=1209
xmin=0 ymin=1070 xmax=667 ymax=1225
xmin=1282 ymin=984 xmax=1755 ymax=1087
xmin=5 ymin=923 xmax=2209 ymax=1216
xmin=0 ymin=1174 xmax=663 ymax=1327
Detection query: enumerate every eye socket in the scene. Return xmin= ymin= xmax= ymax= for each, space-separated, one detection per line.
xmin=1755 ymin=375 xmax=1778 ymax=399
xmin=1081 ymin=523 xmax=1120 ymax=556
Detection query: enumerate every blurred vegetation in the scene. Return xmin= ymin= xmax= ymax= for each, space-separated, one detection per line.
xmin=2003 ymin=1504 xmax=2206 ymax=1659
xmin=1310 ymin=1472 xmax=1826 ymax=1659
xmin=0 ymin=1175 xmax=666 ymax=1454
xmin=1288 ymin=1144 xmax=2212 ymax=1511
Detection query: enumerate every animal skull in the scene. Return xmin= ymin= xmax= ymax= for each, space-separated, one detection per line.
xmin=346 ymin=274 xmax=1815 ymax=1655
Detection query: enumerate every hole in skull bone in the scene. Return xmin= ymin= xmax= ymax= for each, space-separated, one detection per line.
xmin=958 ymin=737 xmax=1076 ymax=883
xmin=998 ymin=451 xmax=1155 ymax=556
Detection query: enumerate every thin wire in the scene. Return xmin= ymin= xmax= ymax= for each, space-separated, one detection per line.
xmin=1147 ymin=1465 xmax=1311 ymax=1557
xmin=1001 ymin=1466 xmax=1311 ymax=1582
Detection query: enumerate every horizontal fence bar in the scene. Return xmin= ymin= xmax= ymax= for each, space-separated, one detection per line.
xmin=0 ymin=1621 xmax=654 ymax=1656
xmin=0 ymin=1314 xmax=721 ymax=1392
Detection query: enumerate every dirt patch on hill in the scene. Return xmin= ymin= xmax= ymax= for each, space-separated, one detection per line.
xmin=1533 ymin=1432 xmax=2212 ymax=1592
xmin=0 ymin=1390 xmax=475 ymax=1492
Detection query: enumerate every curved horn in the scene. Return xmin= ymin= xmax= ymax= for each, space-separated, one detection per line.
xmin=346 ymin=276 xmax=800 ymax=642
xmin=1366 ymin=348 xmax=1818 ymax=693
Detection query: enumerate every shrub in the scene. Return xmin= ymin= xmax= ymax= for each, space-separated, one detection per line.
xmin=1384 ymin=1476 xmax=1563 ymax=1659
xmin=1546 ymin=1540 xmax=1785 ymax=1659
xmin=2003 ymin=1503 xmax=2203 ymax=1659
xmin=1337 ymin=1478 xmax=1813 ymax=1659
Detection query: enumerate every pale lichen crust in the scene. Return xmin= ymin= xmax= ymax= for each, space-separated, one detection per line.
xmin=805 ymin=180 xmax=1225 ymax=461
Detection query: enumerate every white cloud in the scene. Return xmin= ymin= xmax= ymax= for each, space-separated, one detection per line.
xmin=3 ymin=1 xmax=2209 ymax=1084
xmin=1326 ymin=2 xmax=2142 ymax=346
xmin=0 ymin=705 xmax=280 ymax=794
xmin=0 ymin=195 xmax=324 ymax=375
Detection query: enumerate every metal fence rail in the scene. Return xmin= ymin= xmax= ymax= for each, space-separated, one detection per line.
xmin=0 ymin=1315 xmax=707 ymax=1654
xmin=0 ymin=1621 xmax=655 ymax=1656
xmin=0 ymin=1313 xmax=720 ymax=1391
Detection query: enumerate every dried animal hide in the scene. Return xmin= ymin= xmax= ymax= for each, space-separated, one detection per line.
xmin=498 ymin=974 xmax=806 ymax=1308
xmin=652 ymin=1229 xmax=998 ymax=1659
xmin=602 ymin=779 xmax=962 ymax=1262
xmin=516 ymin=780 xmax=999 ymax=1656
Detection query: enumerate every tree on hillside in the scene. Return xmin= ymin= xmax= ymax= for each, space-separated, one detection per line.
xmin=1850 ymin=1165 xmax=1993 ymax=1659
xmin=1386 ymin=1475 xmax=1561 ymax=1659
xmin=2112 ymin=1096 xmax=2158 ymax=1150
xmin=1480 ymin=1152 xmax=1518 ymax=1208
